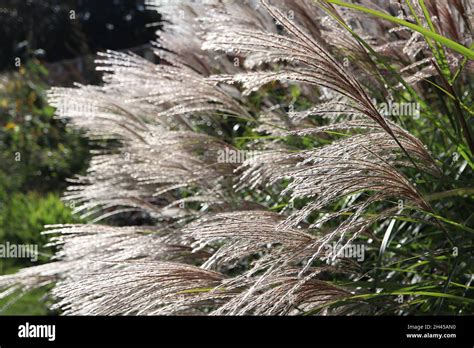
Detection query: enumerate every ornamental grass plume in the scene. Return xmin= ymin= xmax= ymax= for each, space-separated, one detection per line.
xmin=1 ymin=0 xmax=473 ymax=316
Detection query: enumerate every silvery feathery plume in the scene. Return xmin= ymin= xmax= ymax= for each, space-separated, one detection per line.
xmin=234 ymin=149 xmax=302 ymax=191
xmin=213 ymin=266 xmax=349 ymax=315
xmin=331 ymin=0 xmax=473 ymax=86
xmin=201 ymin=0 xmax=415 ymax=174
xmin=202 ymin=0 xmax=438 ymax=273
xmin=314 ymin=6 xmax=388 ymax=93
xmin=237 ymin=120 xmax=433 ymax=239
xmin=51 ymin=262 xmax=231 ymax=315
xmin=145 ymin=0 xmax=255 ymax=74
xmin=272 ymin=0 xmax=324 ymax=40
xmin=0 ymin=0 xmax=458 ymax=317
xmin=198 ymin=0 xmax=278 ymax=39
xmin=48 ymin=83 xmax=153 ymax=140
xmin=180 ymin=196 xmax=351 ymax=312
xmin=146 ymin=0 xmax=215 ymax=74
xmin=203 ymin=0 xmax=396 ymax=136
xmin=0 ymin=262 xmax=75 ymax=306
xmin=43 ymin=224 xmax=198 ymax=263
xmin=1 ymin=260 xmax=232 ymax=316
xmin=49 ymin=50 xmax=250 ymax=134
xmin=95 ymin=50 xmax=251 ymax=126
xmin=287 ymin=94 xmax=364 ymax=124
xmin=48 ymin=46 xmax=254 ymax=222
xmin=182 ymin=210 xmax=316 ymax=270
xmin=231 ymin=140 xmax=432 ymax=282
xmin=0 ymin=224 xmax=215 ymax=312
xmin=147 ymin=0 xmax=319 ymax=130
xmin=181 ymin=210 xmax=364 ymax=314
xmin=287 ymin=119 xmax=440 ymax=175
xmin=42 ymin=226 xmax=225 ymax=316
xmin=204 ymin=0 xmax=437 ymax=189
xmin=0 ymin=1 xmax=273 ymax=314
xmin=63 ymin=129 xmax=236 ymax=222
xmin=201 ymin=0 xmax=440 ymax=199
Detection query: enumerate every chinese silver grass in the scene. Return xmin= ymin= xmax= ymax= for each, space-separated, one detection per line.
xmin=323 ymin=0 xmax=472 ymax=86
xmin=43 ymin=224 xmax=196 ymax=263
xmin=286 ymin=119 xmax=440 ymax=175
xmin=49 ymin=50 xmax=250 ymax=135
xmin=145 ymin=0 xmax=263 ymax=74
xmin=51 ymin=262 xmax=230 ymax=315
xmin=95 ymin=50 xmax=251 ymax=127
xmin=0 ymin=0 xmax=455 ymax=316
xmin=203 ymin=0 xmax=397 ymax=139
xmin=183 ymin=210 xmax=315 ymax=269
xmin=269 ymin=138 xmax=431 ymax=229
xmin=233 ymin=120 xmax=434 ymax=272
xmin=48 ymin=84 xmax=152 ymax=141
xmin=0 ymin=262 xmax=74 ymax=303
xmin=214 ymin=267 xmax=349 ymax=315
xmin=235 ymin=149 xmax=302 ymax=191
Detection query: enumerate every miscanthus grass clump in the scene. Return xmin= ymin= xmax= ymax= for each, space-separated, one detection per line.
xmin=1 ymin=0 xmax=473 ymax=315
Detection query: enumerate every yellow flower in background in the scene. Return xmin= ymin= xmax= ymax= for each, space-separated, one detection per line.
xmin=0 ymin=98 xmax=8 ymax=108
xmin=4 ymin=121 xmax=17 ymax=130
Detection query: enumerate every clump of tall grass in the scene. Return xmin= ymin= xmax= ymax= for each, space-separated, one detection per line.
xmin=1 ymin=0 xmax=473 ymax=315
